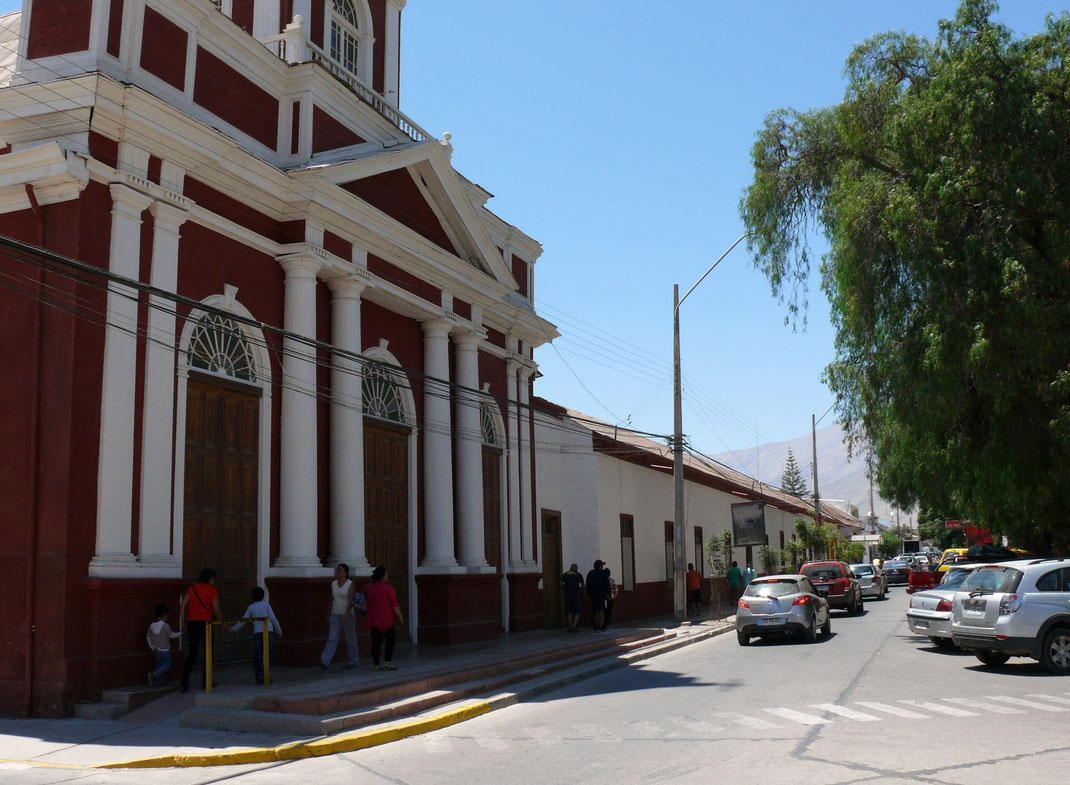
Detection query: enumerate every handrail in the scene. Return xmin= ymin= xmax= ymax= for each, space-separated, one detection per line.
xmin=203 ymin=617 xmax=273 ymax=691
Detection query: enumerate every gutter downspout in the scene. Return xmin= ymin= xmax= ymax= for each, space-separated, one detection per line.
xmin=22 ymin=183 xmax=44 ymax=716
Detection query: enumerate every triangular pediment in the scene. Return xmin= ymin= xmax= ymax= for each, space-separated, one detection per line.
xmin=294 ymin=142 xmax=517 ymax=288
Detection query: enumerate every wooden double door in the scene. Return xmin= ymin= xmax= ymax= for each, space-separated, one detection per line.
xmin=183 ymin=377 xmax=259 ymax=661
xmin=364 ymin=420 xmax=409 ymax=639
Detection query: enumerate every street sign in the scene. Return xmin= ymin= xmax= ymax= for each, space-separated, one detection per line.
xmin=945 ymin=519 xmax=965 ymax=529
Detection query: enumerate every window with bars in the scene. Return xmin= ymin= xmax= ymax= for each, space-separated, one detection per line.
xmin=362 ymin=361 xmax=404 ymax=422
xmin=187 ymin=313 xmax=257 ymax=382
xmin=480 ymin=401 xmax=499 ymax=446
xmin=330 ymin=0 xmax=360 ymax=77
xmin=620 ymin=515 xmax=635 ymax=591
xmin=694 ymin=526 xmax=704 ymax=578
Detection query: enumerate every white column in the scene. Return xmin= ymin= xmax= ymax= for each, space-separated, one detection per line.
xmin=518 ymin=366 xmax=535 ymax=566
xmin=89 ymin=184 xmax=155 ymax=576
xmin=137 ymin=201 xmax=189 ymax=568
xmin=505 ymin=359 xmax=522 ymax=568
xmin=327 ymin=274 xmax=370 ymax=571
xmin=383 ymin=0 xmax=406 ymax=107
xmin=454 ymin=332 xmax=487 ymax=570
xmin=420 ymin=318 xmax=457 ymax=569
xmin=275 ymin=255 xmax=323 ymax=571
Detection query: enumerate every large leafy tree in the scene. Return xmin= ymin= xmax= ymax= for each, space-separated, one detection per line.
xmin=741 ymin=0 xmax=1070 ymax=553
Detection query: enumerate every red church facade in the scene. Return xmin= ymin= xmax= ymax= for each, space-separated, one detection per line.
xmin=0 ymin=0 xmax=556 ymax=716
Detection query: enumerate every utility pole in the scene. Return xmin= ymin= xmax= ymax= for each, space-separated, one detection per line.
xmin=811 ymin=413 xmax=820 ymax=527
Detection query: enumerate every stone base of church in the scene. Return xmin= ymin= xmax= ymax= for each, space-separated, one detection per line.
xmin=266 ymin=576 xmax=334 ymax=665
xmin=506 ymin=572 xmax=543 ymax=632
xmin=415 ymin=573 xmax=503 ymax=645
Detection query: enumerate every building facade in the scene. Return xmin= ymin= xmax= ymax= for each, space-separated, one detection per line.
xmin=0 ymin=0 xmax=556 ymax=716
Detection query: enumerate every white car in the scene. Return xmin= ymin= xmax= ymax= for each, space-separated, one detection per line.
xmin=907 ymin=564 xmax=981 ymax=647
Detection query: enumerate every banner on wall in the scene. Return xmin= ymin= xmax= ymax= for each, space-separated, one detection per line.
xmin=731 ymin=501 xmax=767 ymax=547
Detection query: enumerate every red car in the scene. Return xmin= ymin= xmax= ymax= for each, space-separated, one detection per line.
xmin=800 ymin=560 xmax=865 ymax=615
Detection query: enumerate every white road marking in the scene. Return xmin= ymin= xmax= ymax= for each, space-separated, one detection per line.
xmin=422 ymin=735 xmax=452 ymax=753
xmin=763 ymin=707 xmax=833 ymax=725
xmin=988 ymin=695 xmax=1069 ymax=712
xmin=526 ymin=725 xmax=558 ymax=745
xmin=899 ymin=700 xmax=977 ymax=717
xmin=1026 ymin=694 xmax=1070 ymax=706
xmin=854 ymin=701 xmax=929 ymax=719
xmin=810 ymin=703 xmax=880 ymax=721
xmin=670 ymin=717 xmax=725 ymax=735
xmin=630 ymin=720 xmax=671 ymax=737
xmin=943 ymin=697 xmax=1025 ymax=714
xmin=474 ymin=735 xmax=508 ymax=751
xmin=716 ymin=712 xmax=780 ymax=729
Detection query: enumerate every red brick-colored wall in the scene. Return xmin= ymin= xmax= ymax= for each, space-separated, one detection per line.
xmin=140 ymin=7 xmax=187 ymax=91
xmin=344 ymin=170 xmax=458 ymax=258
xmin=194 ymin=47 xmax=279 ymax=151
xmin=312 ymin=106 xmax=366 ymax=154
xmin=27 ymin=0 xmax=92 ymax=58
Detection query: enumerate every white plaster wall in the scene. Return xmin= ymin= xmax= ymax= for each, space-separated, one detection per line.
xmin=533 ymin=412 xmax=599 ymax=571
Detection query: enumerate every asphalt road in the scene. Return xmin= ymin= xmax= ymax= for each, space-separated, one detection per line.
xmin=8 ymin=587 xmax=1070 ymax=784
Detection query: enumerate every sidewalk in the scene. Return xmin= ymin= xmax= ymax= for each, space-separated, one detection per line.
xmin=0 ymin=614 xmax=733 ymax=770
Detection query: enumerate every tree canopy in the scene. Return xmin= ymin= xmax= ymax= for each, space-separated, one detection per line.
xmin=780 ymin=447 xmax=810 ymax=497
xmin=741 ymin=0 xmax=1070 ymax=553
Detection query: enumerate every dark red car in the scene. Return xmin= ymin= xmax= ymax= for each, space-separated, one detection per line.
xmin=800 ymin=560 xmax=865 ymax=615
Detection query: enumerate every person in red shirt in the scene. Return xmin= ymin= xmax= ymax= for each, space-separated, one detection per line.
xmin=179 ymin=568 xmax=226 ymax=693
xmin=365 ymin=566 xmax=404 ymax=671
xmin=686 ymin=563 xmax=703 ymax=617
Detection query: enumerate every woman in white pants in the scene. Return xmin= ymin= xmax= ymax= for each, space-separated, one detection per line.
xmin=317 ymin=563 xmax=359 ymax=670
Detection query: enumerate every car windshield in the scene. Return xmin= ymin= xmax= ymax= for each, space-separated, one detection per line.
xmin=939 ymin=569 xmax=973 ymax=589
xmin=801 ymin=565 xmax=840 ymax=581
xmin=851 ymin=566 xmax=874 ymax=576
xmin=884 ymin=561 xmax=906 ymax=569
xmin=745 ymin=579 xmax=802 ymax=598
xmin=960 ymin=566 xmax=1024 ymax=594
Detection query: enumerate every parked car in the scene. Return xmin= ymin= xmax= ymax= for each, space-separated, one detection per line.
xmin=850 ymin=563 xmax=887 ymax=600
xmin=800 ymin=560 xmax=864 ymax=615
xmin=881 ymin=559 xmax=912 ymax=585
xmin=950 ymin=559 xmax=1070 ymax=673
xmin=906 ymin=564 xmax=981 ymax=647
xmin=937 ymin=548 xmax=969 ymax=573
xmin=736 ymin=574 xmax=831 ymax=645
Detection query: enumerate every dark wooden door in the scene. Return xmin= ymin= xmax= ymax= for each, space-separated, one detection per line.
xmin=541 ymin=511 xmax=563 ymax=628
xmin=364 ymin=420 xmax=409 ymax=639
xmin=183 ymin=377 xmax=259 ymax=661
xmin=482 ymin=448 xmax=503 ymax=570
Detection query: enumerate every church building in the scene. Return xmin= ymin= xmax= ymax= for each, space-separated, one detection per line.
xmin=0 ymin=0 xmax=556 ymax=716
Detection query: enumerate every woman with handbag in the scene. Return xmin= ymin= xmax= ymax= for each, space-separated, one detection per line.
xmin=178 ymin=568 xmax=226 ymax=693
xmin=365 ymin=566 xmax=404 ymax=670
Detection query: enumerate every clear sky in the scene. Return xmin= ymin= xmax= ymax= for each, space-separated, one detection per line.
xmin=397 ymin=0 xmax=1061 ymax=468
xmin=0 ymin=1 xmax=1057 ymax=472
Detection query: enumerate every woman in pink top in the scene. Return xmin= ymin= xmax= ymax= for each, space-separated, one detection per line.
xmin=365 ymin=566 xmax=404 ymax=670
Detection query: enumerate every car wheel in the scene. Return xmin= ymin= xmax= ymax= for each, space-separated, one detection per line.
xmin=857 ymin=591 xmax=864 ymax=612
xmin=848 ymin=594 xmax=858 ymax=616
xmin=929 ymin=636 xmax=954 ymax=649
xmin=804 ymin=615 xmax=817 ymax=643
xmin=881 ymin=584 xmax=888 ymax=599
xmin=974 ymin=648 xmax=1011 ymax=667
xmin=737 ymin=631 xmax=750 ymax=646
xmin=822 ymin=615 xmax=831 ymax=638
xmin=1040 ymin=628 xmax=1070 ymax=674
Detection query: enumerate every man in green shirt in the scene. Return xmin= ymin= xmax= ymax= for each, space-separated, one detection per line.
xmin=727 ymin=560 xmax=743 ymax=604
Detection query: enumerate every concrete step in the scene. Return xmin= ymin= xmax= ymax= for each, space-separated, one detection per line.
xmin=72 ymin=680 xmax=176 ymax=720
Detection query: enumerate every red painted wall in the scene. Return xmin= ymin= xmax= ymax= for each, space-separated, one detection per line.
xmin=232 ymin=0 xmax=255 ymax=35
xmin=367 ymin=253 xmax=440 ymax=306
xmin=312 ymin=106 xmax=366 ymax=154
xmin=106 ymin=0 xmax=123 ymax=57
xmin=310 ymin=0 xmax=324 ymax=49
xmin=511 ymin=254 xmax=528 ymax=298
xmin=27 ymin=0 xmax=92 ymax=58
xmin=323 ymin=230 xmax=350 ymax=261
xmin=343 ymin=170 xmax=459 ymax=258
xmin=193 ymin=47 xmax=279 ymax=151
xmin=370 ymin=0 xmax=386 ymax=95
xmin=140 ymin=7 xmax=188 ymax=91
xmin=184 ymin=177 xmax=289 ymax=242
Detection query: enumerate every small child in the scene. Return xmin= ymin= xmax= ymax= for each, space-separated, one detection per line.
xmin=146 ymin=603 xmax=181 ymax=687
xmin=230 ymin=586 xmax=282 ymax=684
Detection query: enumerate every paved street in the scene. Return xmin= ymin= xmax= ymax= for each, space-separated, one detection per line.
xmin=5 ymin=589 xmax=1070 ymax=783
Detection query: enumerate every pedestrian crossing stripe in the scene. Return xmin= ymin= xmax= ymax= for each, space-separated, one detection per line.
xmin=763 ymin=707 xmax=832 ymax=725
xmin=715 ymin=712 xmax=778 ymax=729
xmin=810 ymin=703 xmax=880 ymax=721
xmin=943 ymin=697 xmax=1024 ymax=714
xmin=899 ymin=699 xmax=977 ymax=717
xmin=854 ymin=701 xmax=928 ymax=719
xmin=988 ymin=695 xmax=1068 ymax=712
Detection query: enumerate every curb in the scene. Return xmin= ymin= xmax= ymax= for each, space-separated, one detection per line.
xmin=27 ymin=621 xmax=733 ymax=770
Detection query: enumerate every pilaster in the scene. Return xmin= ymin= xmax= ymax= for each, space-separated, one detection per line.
xmin=454 ymin=331 xmax=488 ymax=571
xmin=419 ymin=318 xmax=459 ymax=571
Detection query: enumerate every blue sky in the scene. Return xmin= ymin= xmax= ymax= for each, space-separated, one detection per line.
xmin=399 ymin=0 xmax=1061 ymax=467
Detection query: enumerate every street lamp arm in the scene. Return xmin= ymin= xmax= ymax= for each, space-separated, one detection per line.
xmin=675 ymin=232 xmax=754 ymax=314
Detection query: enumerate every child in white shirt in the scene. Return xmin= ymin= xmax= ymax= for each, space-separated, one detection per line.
xmin=146 ymin=604 xmax=181 ymax=686
xmin=230 ymin=587 xmax=282 ymax=684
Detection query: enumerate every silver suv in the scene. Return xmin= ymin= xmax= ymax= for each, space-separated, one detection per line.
xmin=950 ymin=559 xmax=1070 ymax=673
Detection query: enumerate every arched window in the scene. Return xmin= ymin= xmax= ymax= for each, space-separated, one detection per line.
xmin=362 ymin=361 xmax=405 ymax=422
xmin=187 ymin=313 xmax=257 ymax=383
xmin=480 ymin=401 xmax=500 ymax=447
xmin=329 ymin=0 xmax=360 ymax=77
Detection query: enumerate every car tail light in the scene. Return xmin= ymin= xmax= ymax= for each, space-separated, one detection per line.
xmin=999 ymin=594 xmax=1023 ymax=615
xmin=909 ymin=596 xmax=915 ymax=608
xmin=936 ymin=598 xmax=952 ymax=612
xmin=793 ymin=595 xmax=809 ymax=606
xmin=738 ymin=598 xmax=749 ymax=609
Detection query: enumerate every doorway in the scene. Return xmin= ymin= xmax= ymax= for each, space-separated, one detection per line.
xmin=541 ymin=511 xmax=563 ymax=628
xmin=364 ymin=419 xmax=410 ymax=639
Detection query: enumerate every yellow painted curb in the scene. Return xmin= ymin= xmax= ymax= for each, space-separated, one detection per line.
xmin=0 ymin=757 xmax=97 ymax=770
xmin=99 ymin=699 xmax=492 ymax=769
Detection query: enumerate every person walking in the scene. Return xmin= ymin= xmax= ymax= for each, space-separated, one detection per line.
xmin=686 ymin=563 xmax=703 ymax=617
xmin=727 ymin=560 xmax=743 ymax=604
xmin=178 ymin=568 xmax=225 ymax=693
xmin=743 ymin=563 xmax=756 ymax=587
xmin=365 ymin=566 xmax=404 ymax=670
xmin=586 ymin=559 xmax=610 ymax=632
xmin=560 ymin=564 xmax=584 ymax=633
xmin=604 ymin=567 xmax=619 ymax=628
xmin=146 ymin=603 xmax=180 ymax=687
xmin=317 ymin=563 xmax=359 ymax=671
xmin=230 ymin=586 xmax=282 ymax=684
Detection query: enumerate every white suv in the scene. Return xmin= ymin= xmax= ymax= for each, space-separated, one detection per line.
xmin=950 ymin=559 xmax=1070 ymax=673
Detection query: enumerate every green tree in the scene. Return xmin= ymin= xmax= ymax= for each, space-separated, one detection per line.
xmin=705 ymin=530 xmax=733 ymax=577
xmin=879 ymin=531 xmax=902 ymax=559
xmin=757 ymin=544 xmax=780 ymax=575
xmin=740 ymin=0 xmax=1070 ymax=553
xmin=780 ymin=448 xmax=810 ymax=498
xmin=917 ymin=507 xmax=966 ymax=550
xmin=837 ymin=540 xmax=865 ymax=564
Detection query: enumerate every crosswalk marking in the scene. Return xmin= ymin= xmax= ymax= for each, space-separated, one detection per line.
xmin=899 ymin=700 xmax=977 ymax=717
xmin=763 ymin=707 xmax=833 ymax=725
xmin=474 ymin=735 xmax=508 ymax=750
xmin=716 ymin=712 xmax=779 ymax=729
xmin=1026 ymin=694 xmax=1070 ymax=707
xmin=943 ymin=697 xmax=1025 ymax=714
xmin=855 ymin=701 xmax=929 ymax=719
xmin=988 ymin=695 xmax=1068 ymax=712
xmin=670 ymin=717 xmax=725 ymax=735
xmin=810 ymin=703 xmax=880 ymax=721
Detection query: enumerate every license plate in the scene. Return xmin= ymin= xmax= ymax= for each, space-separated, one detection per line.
xmin=817 ymin=587 xmax=829 ymax=595
xmin=756 ymin=617 xmax=786 ymax=626
xmin=964 ymin=599 xmax=986 ymax=612
xmin=913 ymin=620 xmax=929 ymax=629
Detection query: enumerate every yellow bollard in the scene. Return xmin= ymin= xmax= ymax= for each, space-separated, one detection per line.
xmin=205 ymin=623 xmax=213 ymax=694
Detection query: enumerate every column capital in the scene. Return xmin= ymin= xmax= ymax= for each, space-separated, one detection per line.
xmin=387 ymin=0 xmax=407 ymax=9
xmin=420 ymin=317 xmax=453 ymax=339
xmin=326 ymin=272 xmax=370 ymax=299
xmin=109 ymin=182 xmax=154 ymax=218
xmin=452 ymin=330 xmax=482 ymax=350
xmin=279 ymin=254 xmax=322 ymax=278
xmin=148 ymin=201 xmax=189 ymax=232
